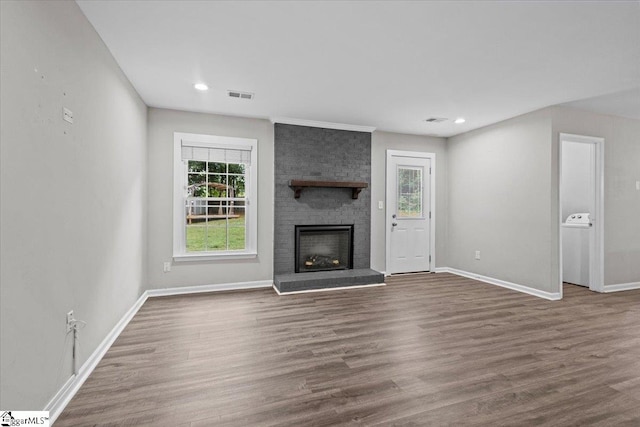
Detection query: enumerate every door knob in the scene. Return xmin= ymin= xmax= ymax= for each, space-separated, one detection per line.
xmin=392 ymin=222 xmax=398 ymax=227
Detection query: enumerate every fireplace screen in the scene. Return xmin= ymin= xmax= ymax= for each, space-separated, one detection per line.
xmin=295 ymin=225 xmax=354 ymax=273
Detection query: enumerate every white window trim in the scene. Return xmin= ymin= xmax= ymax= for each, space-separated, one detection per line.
xmin=173 ymin=132 xmax=258 ymax=261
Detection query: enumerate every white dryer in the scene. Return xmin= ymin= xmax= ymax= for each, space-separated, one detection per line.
xmin=562 ymin=213 xmax=591 ymax=287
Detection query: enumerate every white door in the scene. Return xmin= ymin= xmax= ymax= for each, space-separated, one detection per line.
xmin=387 ymin=153 xmax=432 ymax=274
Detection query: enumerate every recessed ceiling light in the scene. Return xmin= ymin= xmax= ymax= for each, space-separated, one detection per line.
xmin=194 ymin=83 xmax=209 ymax=91
xmin=454 ymin=118 xmax=466 ymax=124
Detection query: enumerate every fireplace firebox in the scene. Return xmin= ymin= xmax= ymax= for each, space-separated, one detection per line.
xmin=295 ymin=225 xmax=354 ymax=273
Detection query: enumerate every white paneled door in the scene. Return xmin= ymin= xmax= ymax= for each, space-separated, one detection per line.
xmin=387 ymin=153 xmax=432 ymax=274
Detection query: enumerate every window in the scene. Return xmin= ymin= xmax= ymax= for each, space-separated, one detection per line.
xmin=397 ymin=166 xmax=423 ymax=218
xmin=173 ymin=133 xmax=257 ymax=261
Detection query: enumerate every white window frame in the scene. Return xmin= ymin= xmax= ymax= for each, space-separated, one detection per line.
xmin=173 ymin=132 xmax=258 ymax=262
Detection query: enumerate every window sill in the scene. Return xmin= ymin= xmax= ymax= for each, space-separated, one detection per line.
xmin=173 ymin=251 xmax=258 ymax=262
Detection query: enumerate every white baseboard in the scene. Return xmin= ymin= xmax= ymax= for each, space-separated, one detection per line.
xmin=273 ymin=282 xmax=386 ymax=295
xmin=442 ymin=267 xmax=562 ymax=301
xmin=603 ymin=281 xmax=640 ymax=293
xmin=43 ymin=373 xmax=76 ymax=422
xmin=146 ymin=280 xmax=273 ymax=297
xmin=45 ymin=279 xmax=273 ymax=423
xmin=46 ymin=290 xmax=148 ymax=424
xmin=434 ymin=267 xmax=449 ymax=273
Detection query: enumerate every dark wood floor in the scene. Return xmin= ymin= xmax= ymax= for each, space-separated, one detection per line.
xmin=56 ymin=273 xmax=640 ymax=426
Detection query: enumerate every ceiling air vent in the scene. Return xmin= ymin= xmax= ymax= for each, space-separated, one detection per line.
xmin=424 ymin=117 xmax=448 ymax=123
xmin=228 ymin=90 xmax=254 ymax=100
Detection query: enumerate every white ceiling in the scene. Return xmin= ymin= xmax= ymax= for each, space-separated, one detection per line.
xmin=76 ymin=1 xmax=640 ymax=137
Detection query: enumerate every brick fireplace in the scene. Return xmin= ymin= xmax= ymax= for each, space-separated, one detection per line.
xmin=273 ymin=123 xmax=383 ymax=293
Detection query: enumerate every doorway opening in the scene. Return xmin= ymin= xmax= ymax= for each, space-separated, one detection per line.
xmin=559 ymin=133 xmax=604 ymax=295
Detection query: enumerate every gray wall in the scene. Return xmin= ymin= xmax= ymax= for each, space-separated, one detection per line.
xmin=147 ymin=108 xmax=274 ymax=288
xmin=551 ymin=106 xmax=640 ymax=286
xmin=0 ymin=0 xmax=147 ymax=410
xmin=370 ymin=131 xmax=448 ymax=272
xmin=447 ymin=109 xmax=555 ymax=292
xmin=273 ymin=124 xmax=371 ymax=275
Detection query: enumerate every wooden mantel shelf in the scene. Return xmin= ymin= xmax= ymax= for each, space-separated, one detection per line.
xmin=289 ymin=180 xmax=368 ymax=199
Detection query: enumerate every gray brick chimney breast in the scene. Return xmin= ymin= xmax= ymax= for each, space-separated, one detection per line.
xmin=273 ymin=124 xmax=372 ymax=276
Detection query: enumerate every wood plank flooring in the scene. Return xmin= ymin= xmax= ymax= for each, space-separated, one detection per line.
xmin=56 ymin=273 xmax=640 ymax=426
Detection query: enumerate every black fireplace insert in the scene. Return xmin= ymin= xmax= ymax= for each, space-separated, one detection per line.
xmin=295 ymin=225 xmax=354 ymax=273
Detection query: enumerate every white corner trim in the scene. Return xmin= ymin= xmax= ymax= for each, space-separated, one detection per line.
xmin=270 ymin=117 xmax=376 ymax=133
xmin=443 ymin=268 xmax=562 ymax=301
xmin=46 ymin=290 xmax=148 ymax=424
xmin=146 ymin=280 xmax=273 ymax=297
xmin=603 ymin=282 xmax=640 ymax=293
xmin=273 ymin=282 xmax=386 ymax=295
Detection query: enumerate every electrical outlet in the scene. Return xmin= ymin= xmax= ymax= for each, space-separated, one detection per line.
xmin=66 ymin=310 xmax=74 ymax=333
xmin=636 ymin=180 xmax=640 ymax=191
xmin=163 ymin=262 xmax=171 ymax=273
xmin=475 ymin=251 xmax=481 ymax=260
xmin=63 ymin=107 xmax=73 ymax=124
xmin=378 ymin=201 xmax=384 ymax=210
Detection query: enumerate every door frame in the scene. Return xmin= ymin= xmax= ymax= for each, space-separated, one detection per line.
xmin=385 ymin=150 xmax=436 ymax=274
xmin=558 ymin=133 xmax=605 ymax=295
